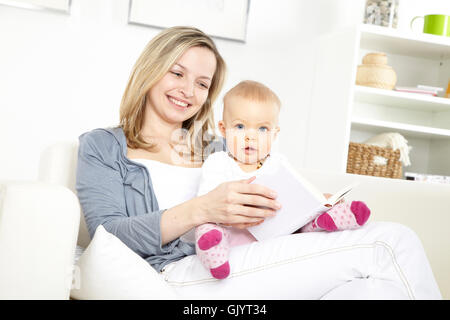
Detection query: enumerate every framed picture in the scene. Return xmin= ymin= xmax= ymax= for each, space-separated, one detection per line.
xmin=0 ymin=0 xmax=71 ymax=14
xmin=128 ymin=0 xmax=250 ymax=43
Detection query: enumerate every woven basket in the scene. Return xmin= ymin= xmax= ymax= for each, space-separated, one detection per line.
xmin=346 ymin=142 xmax=402 ymax=179
xmin=356 ymin=64 xmax=397 ymax=90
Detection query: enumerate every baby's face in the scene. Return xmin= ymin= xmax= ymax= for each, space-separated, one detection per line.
xmin=219 ymin=95 xmax=280 ymax=165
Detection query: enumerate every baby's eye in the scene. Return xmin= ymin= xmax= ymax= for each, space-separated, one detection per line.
xmin=235 ymin=124 xmax=244 ymax=130
xmin=259 ymin=126 xmax=269 ymax=132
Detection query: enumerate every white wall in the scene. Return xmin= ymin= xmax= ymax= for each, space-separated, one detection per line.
xmin=0 ymin=0 xmax=447 ymax=181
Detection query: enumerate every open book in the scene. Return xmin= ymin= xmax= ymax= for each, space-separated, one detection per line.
xmin=247 ymin=164 xmax=357 ymax=241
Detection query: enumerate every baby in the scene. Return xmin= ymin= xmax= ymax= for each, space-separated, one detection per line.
xmin=195 ymin=80 xmax=371 ymax=279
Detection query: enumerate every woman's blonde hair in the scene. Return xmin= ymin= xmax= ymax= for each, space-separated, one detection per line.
xmin=119 ymin=26 xmax=226 ymax=161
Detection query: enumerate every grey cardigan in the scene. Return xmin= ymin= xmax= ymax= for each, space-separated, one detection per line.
xmin=75 ymin=126 xmax=225 ymax=272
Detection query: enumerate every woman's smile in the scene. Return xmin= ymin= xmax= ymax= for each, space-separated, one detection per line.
xmin=167 ymin=95 xmax=191 ymax=110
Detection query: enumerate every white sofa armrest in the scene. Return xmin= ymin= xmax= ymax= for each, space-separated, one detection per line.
xmin=0 ymin=181 xmax=80 ymax=299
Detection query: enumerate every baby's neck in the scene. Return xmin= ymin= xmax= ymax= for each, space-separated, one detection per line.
xmin=227 ymin=152 xmax=269 ymax=173
xmin=237 ymin=162 xmax=260 ymax=173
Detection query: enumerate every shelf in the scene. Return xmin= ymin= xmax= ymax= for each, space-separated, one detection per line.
xmin=351 ymin=117 xmax=450 ymax=139
xmin=359 ymin=24 xmax=450 ymax=60
xmin=307 ymin=24 xmax=450 ymax=178
xmin=354 ymin=85 xmax=450 ymax=112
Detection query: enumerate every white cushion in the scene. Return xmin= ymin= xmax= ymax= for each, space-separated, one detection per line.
xmin=70 ymin=225 xmax=178 ymax=300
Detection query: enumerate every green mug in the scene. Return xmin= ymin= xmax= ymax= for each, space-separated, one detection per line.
xmin=410 ymin=14 xmax=450 ymax=37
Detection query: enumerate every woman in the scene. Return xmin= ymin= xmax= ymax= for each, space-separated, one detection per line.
xmin=76 ymin=26 xmax=441 ymax=299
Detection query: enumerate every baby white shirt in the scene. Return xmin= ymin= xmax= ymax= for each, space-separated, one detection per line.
xmin=197 ymin=151 xmax=289 ymax=196
xmin=185 ymin=151 xmax=290 ymax=246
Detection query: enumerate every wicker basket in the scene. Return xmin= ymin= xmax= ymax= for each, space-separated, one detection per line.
xmin=346 ymin=142 xmax=402 ymax=179
xmin=356 ymin=64 xmax=397 ymax=89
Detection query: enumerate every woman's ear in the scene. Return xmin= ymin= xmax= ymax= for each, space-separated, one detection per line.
xmin=218 ymin=120 xmax=227 ymax=137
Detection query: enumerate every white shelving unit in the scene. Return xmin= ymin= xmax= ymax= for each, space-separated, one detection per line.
xmin=305 ymin=24 xmax=450 ymax=179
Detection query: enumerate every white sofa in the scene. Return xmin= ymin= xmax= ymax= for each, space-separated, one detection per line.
xmin=0 ymin=181 xmax=80 ymax=299
xmin=0 ymin=141 xmax=449 ymax=299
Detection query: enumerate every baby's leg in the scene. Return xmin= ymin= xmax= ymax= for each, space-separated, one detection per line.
xmin=195 ymin=223 xmax=230 ymax=279
xmin=300 ymin=201 xmax=371 ymax=233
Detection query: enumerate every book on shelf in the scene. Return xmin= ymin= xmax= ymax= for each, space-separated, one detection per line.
xmin=394 ymin=85 xmax=444 ymax=97
xmin=416 ymin=85 xmax=444 ymax=92
xmin=247 ymin=164 xmax=357 ymax=241
xmin=405 ymin=172 xmax=450 ymax=185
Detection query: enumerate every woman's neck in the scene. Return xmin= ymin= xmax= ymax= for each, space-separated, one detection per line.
xmin=141 ymin=110 xmax=183 ymax=144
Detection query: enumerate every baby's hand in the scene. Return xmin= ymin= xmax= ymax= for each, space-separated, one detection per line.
xmin=323 ymin=193 xmax=345 ymax=205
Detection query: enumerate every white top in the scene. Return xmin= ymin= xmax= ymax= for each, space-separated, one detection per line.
xmin=133 ymin=153 xmax=290 ymax=245
xmin=197 ymin=151 xmax=288 ymax=197
xmin=132 ymin=158 xmax=203 ymax=210
xmin=133 ymin=158 xmax=203 ymax=244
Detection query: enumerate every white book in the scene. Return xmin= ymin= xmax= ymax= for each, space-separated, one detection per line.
xmin=395 ymin=86 xmax=438 ymax=94
xmin=247 ymin=164 xmax=357 ymax=241
xmin=417 ymin=85 xmax=444 ymax=92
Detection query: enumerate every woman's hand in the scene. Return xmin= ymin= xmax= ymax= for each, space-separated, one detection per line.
xmin=196 ymin=176 xmax=281 ymax=229
xmin=220 ymin=219 xmax=264 ymax=230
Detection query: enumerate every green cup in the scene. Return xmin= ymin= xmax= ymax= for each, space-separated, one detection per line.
xmin=410 ymin=14 xmax=450 ymax=37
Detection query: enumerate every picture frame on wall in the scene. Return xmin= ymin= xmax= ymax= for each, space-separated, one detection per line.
xmin=128 ymin=0 xmax=250 ymax=43
xmin=0 ymin=0 xmax=71 ymax=14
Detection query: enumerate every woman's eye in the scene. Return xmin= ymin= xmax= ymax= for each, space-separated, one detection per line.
xmin=171 ymin=71 xmax=183 ymax=77
xmin=235 ymin=124 xmax=244 ymax=130
xmin=198 ymin=82 xmax=209 ymax=89
xmin=259 ymin=126 xmax=268 ymax=132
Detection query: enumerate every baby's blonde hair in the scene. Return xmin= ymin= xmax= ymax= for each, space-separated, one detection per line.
xmin=223 ymin=80 xmax=281 ymax=110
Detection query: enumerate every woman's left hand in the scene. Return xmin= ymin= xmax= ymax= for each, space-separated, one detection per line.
xmin=224 ymin=193 xmax=344 ymax=229
xmin=220 ymin=193 xmax=344 ymax=229
xmin=221 ymin=219 xmax=264 ymax=229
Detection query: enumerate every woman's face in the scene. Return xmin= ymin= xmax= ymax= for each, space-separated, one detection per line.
xmin=146 ymin=46 xmax=217 ymax=127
